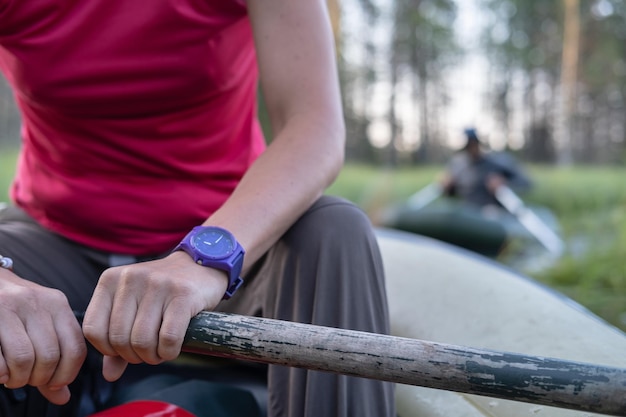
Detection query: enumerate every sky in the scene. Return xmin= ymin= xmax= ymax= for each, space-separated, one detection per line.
xmin=446 ymin=1 xmax=527 ymax=151
xmin=446 ymin=1 xmax=494 ymax=147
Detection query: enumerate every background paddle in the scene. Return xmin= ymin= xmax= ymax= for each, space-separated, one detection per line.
xmin=494 ymin=184 xmax=565 ymax=255
xmin=406 ymin=182 xmax=442 ymax=210
xmin=183 ymin=311 xmax=626 ymax=417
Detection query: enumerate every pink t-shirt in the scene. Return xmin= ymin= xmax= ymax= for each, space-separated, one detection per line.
xmin=0 ymin=0 xmax=266 ymax=254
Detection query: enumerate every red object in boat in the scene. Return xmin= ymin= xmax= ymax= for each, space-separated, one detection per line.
xmin=88 ymin=400 xmax=197 ymax=417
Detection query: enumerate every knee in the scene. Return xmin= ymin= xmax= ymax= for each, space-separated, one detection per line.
xmin=284 ymin=196 xmax=375 ymax=250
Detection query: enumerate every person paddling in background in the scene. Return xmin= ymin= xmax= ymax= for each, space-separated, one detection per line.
xmin=0 ymin=1 xmax=395 ymax=416
xmin=440 ymin=128 xmax=532 ymax=209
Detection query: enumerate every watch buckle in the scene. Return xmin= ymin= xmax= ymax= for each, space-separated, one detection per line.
xmin=223 ymin=276 xmax=244 ymax=300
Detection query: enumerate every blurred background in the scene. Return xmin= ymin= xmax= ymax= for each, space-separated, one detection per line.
xmin=0 ymin=0 xmax=625 ymax=329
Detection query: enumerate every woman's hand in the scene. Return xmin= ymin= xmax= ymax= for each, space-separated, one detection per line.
xmin=486 ymin=173 xmax=506 ymax=194
xmin=82 ymin=251 xmax=228 ymax=382
xmin=0 ymin=269 xmax=87 ymax=405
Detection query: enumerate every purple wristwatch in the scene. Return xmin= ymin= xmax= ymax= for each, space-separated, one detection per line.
xmin=173 ymin=226 xmax=245 ymax=300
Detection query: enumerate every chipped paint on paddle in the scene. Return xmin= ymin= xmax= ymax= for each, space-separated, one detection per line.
xmin=183 ymin=312 xmax=626 ymax=417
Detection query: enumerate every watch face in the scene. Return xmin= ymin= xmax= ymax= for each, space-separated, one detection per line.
xmin=191 ymin=228 xmax=236 ymax=258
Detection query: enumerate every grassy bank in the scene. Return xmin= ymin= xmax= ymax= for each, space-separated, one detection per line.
xmin=327 ymin=163 xmax=626 ymax=331
xmin=0 ymin=146 xmax=17 ymax=201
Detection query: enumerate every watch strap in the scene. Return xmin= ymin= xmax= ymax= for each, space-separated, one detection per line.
xmin=223 ymin=250 xmax=244 ymax=300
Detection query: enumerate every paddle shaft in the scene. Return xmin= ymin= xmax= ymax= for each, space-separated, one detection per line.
xmin=406 ymin=183 xmax=442 ymax=210
xmin=494 ymin=185 xmax=565 ymax=254
xmin=183 ymin=311 xmax=626 ymax=416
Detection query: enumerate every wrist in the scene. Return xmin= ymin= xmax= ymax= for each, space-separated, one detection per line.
xmin=172 ymin=226 xmax=245 ymax=300
xmin=167 ymin=250 xmax=230 ymax=295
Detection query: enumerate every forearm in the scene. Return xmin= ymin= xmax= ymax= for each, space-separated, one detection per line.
xmin=203 ymin=115 xmax=345 ymax=272
xmin=203 ymin=0 xmax=344 ymax=272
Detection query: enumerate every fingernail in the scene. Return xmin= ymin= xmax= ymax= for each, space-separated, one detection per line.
xmin=48 ymin=385 xmax=65 ymax=391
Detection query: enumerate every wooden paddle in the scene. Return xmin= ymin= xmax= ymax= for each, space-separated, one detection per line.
xmin=183 ymin=311 xmax=626 ymax=417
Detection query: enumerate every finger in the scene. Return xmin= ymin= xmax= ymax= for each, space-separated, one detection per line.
xmin=0 ymin=316 xmax=34 ymax=388
xmin=102 ymin=355 xmax=128 ymax=382
xmin=0 ymin=346 xmax=9 ymax=385
xmin=46 ymin=310 xmax=87 ymax=390
xmin=37 ymin=385 xmax=71 ymax=406
xmin=24 ymin=314 xmax=60 ymax=387
xmin=158 ymin=300 xmax=190 ymax=362
xmin=107 ymin=288 xmax=142 ymax=365
xmin=131 ymin=296 xmax=165 ymax=365
xmin=83 ymin=275 xmax=117 ymax=356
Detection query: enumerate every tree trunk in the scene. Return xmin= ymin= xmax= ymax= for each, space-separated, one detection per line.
xmin=388 ymin=59 xmax=399 ymax=167
xmin=555 ymin=0 xmax=580 ymax=165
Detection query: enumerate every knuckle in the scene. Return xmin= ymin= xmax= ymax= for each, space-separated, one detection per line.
xmin=46 ymin=288 xmax=69 ymax=306
xmin=158 ymin=330 xmax=181 ymax=360
xmin=95 ymin=272 xmax=114 ymax=290
xmin=0 ymin=288 xmax=36 ymax=312
xmin=100 ymin=265 xmax=137 ymax=289
xmin=116 ymin=266 xmax=136 ymax=282
xmin=7 ymin=346 xmax=35 ymax=372
xmin=1 ymin=287 xmax=69 ymax=316
xmin=108 ymin=332 xmax=129 ymax=349
xmin=81 ymin=324 xmax=100 ymax=343
xmin=121 ymin=264 xmax=151 ymax=282
xmin=36 ymin=348 xmax=61 ymax=370
xmin=159 ymin=330 xmax=179 ymax=348
xmin=129 ymin=332 xmax=161 ymax=364
xmin=129 ymin=335 xmax=152 ymax=353
xmin=65 ymin=341 xmax=88 ymax=363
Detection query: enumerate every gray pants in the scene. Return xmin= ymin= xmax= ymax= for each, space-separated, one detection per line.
xmin=0 ymin=196 xmax=396 ymax=417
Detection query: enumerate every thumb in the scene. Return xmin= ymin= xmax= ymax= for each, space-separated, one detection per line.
xmin=102 ymin=355 xmax=129 ymax=382
xmin=38 ymin=385 xmax=71 ymax=405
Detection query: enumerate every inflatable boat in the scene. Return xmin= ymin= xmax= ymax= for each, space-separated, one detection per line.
xmin=381 ymin=184 xmax=564 ymax=263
